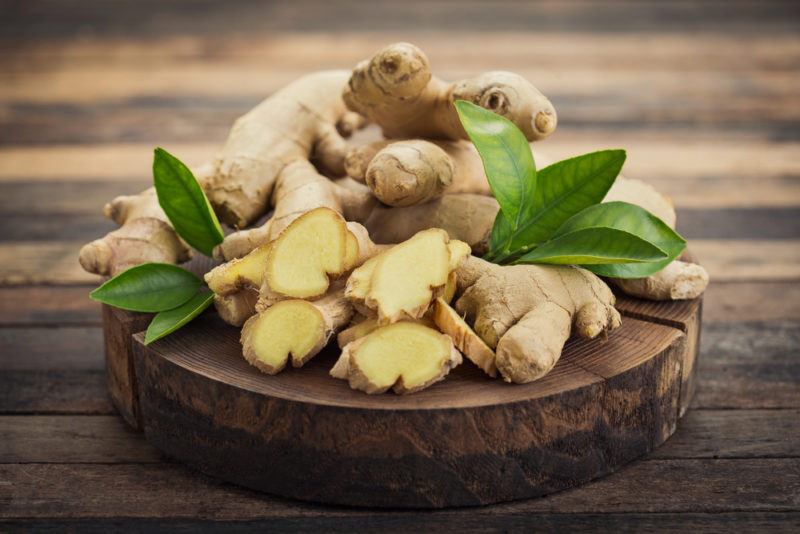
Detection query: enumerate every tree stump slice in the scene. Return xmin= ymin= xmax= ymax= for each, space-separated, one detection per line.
xmin=116 ymin=299 xmax=700 ymax=508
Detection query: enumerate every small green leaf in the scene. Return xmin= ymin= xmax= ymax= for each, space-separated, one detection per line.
xmin=455 ymin=100 xmax=537 ymax=232
xmin=144 ymin=291 xmax=214 ymax=345
xmin=153 ymin=147 xmax=224 ymax=256
xmin=90 ymin=263 xmax=202 ymax=312
xmin=515 ymin=227 xmax=667 ymax=265
xmin=555 ymin=201 xmax=687 ymax=278
xmin=508 ymin=149 xmax=626 ymax=250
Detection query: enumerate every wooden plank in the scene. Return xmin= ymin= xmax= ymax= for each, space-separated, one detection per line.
xmin=2 ymin=1 xmax=798 ymax=39
xmin=0 ymin=143 xmax=214 ymax=182
xmin=0 ymin=370 xmax=112 ymax=414
xmin=2 ymin=97 xmax=798 ymax=145
xmin=3 ymin=513 xmax=800 ymax=533
xmin=0 ymin=415 xmax=162 ymax=463
xmin=3 ymin=409 xmax=794 ymax=465
xmin=703 ymin=281 xmax=800 ymax=323
xmin=5 ymin=32 xmax=800 ymax=71
xmin=0 ymin=459 xmax=797 ymax=518
xmin=650 ymin=409 xmax=800 ymax=459
xmin=0 ymin=241 xmax=100 ymax=284
xmin=0 ymin=326 xmax=102 ymax=369
xmin=696 ymin=322 xmax=800 ymax=409
xmin=3 ymin=60 xmax=798 ymax=105
xmin=0 ymin=286 xmax=100 ymax=325
xmin=691 ymin=240 xmax=800 ymax=282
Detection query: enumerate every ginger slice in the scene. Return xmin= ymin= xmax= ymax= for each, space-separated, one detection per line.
xmin=432 ymin=297 xmax=497 ymax=377
xmin=336 ymin=315 xmax=436 ymax=349
xmin=331 ymin=322 xmax=462 ymax=394
xmin=345 ymin=228 xmax=470 ymax=323
xmin=205 ymin=242 xmax=272 ymax=296
xmin=240 ymin=288 xmax=353 ymax=375
xmin=265 ymin=207 xmax=355 ymax=299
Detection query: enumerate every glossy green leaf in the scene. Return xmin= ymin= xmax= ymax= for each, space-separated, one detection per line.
xmin=455 ymin=100 xmax=536 ymax=233
xmin=153 ymin=147 xmax=224 ymax=256
xmin=89 ymin=263 xmax=202 ymax=312
xmin=508 ymin=149 xmax=626 ymax=249
xmin=555 ymin=201 xmax=687 ymax=278
xmin=515 ymin=227 xmax=667 ymax=265
xmin=144 ymin=291 xmax=214 ymax=345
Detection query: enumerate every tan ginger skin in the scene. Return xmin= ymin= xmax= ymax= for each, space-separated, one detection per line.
xmin=344 ymin=42 xmax=557 ymax=142
xmin=345 ymin=139 xmax=491 ymax=207
xmin=79 ymin=71 xmax=371 ymax=275
xmin=454 ymin=255 xmax=621 ymax=384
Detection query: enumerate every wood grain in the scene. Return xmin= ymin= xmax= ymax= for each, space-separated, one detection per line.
xmin=1 ymin=459 xmax=797 ymax=518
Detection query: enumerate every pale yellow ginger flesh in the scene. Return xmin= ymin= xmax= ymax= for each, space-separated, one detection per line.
xmin=432 ymin=298 xmax=497 ymax=377
xmin=205 ymin=242 xmax=272 ymax=296
xmin=345 ymin=228 xmax=470 ymax=323
xmin=265 ymin=208 xmax=353 ymax=299
xmin=331 ymin=322 xmax=462 ymax=394
xmin=241 ymin=289 xmax=353 ymax=375
xmin=336 ymin=315 xmax=437 ymax=349
xmin=455 ymin=256 xmax=621 ymax=384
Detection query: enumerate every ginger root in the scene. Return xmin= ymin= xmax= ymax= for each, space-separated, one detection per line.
xmin=346 ymin=229 xmax=470 ymax=323
xmin=78 ymin=187 xmax=192 ymax=276
xmin=611 ymin=260 xmax=709 ymax=300
xmin=344 ymin=42 xmax=556 ymax=141
xmin=364 ymin=194 xmax=498 ymax=255
xmin=346 ymin=139 xmax=490 ymax=207
xmin=331 ymin=321 xmax=462 ymax=394
xmin=241 ymin=286 xmax=353 ymax=374
xmin=454 ymin=256 xmax=621 ymax=383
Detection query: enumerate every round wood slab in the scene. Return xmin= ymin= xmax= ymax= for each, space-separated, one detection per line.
xmin=102 ymin=272 xmax=702 ymax=508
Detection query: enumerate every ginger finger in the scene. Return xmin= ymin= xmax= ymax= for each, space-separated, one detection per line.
xmin=344 ymin=43 xmax=557 ymax=141
xmin=78 ymin=187 xmax=192 ymax=276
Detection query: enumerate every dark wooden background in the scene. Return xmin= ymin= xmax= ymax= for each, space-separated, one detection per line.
xmin=1 ymin=0 xmax=798 ymax=531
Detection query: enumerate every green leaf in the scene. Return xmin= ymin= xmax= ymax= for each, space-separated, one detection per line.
xmin=455 ymin=100 xmax=537 ymax=232
xmin=153 ymin=147 xmax=224 ymax=256
xmin=144 ymin=291 xmax=214 ymax=345
xmin=515 ymin=227 xmax=667 ymax=265
xmin=508 ymin=149 xmax=626 ymax=250
xmin=89 ymin=263 xmax=203 ymax=312
xmin=556 ymin=201 xmax=687 ymax=278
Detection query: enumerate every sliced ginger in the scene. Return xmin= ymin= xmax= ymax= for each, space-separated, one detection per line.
xmin=331 ymin=322 xmax=462 ymax=394
xmin=266 ymin=208 xmax=353 ymax=299
xmin=205 ymin=242 xmax=273 ymax=296
xmin=432 ymin=298 xmax=497 ymax=377
xmin=241 ymin=287 xmax=353 ymax=375
xmin=345 ymin=228 xmax=470 ymax=324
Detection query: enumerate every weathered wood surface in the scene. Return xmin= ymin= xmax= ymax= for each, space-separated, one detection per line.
xmin=1 ymin=0 xmax=798 ymax=528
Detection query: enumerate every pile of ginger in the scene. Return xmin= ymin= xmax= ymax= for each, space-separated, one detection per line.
xmin=79 ymin=43 xmax=709 ymax=394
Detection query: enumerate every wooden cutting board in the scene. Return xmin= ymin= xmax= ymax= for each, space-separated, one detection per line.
xmin=101 ymin=257 xmax=702 ymax=509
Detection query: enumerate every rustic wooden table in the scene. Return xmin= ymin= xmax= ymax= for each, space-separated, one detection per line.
xmin=1 ymin=0 xmax=798 ymax=531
